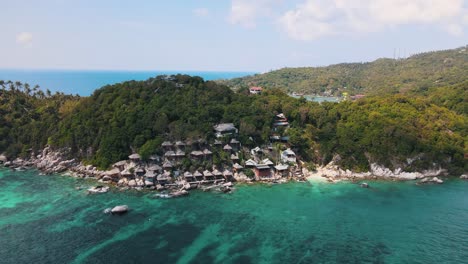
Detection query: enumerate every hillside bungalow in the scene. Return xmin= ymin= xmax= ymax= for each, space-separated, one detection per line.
xmin=175 ymin=141 xmax=186 ymax=149
xmin=233 ymin=163 xmax=244 ymax=172
xmin=193 ymin=171 xmax=204 ymax=181
xmin=223 ymin=169 xmax=234 ymax=181
xmin=190 ymin=150 xmax=204 ymax=160
xmin=148 ymin=164 xmax=162 ymax=173
xmin=273 ymin=113 xmax=289 ymax=127
xmin=254 ymin=164 xmax=272 ymax=179
xmin=145 ymin=171 xmax=157 ymax=183
xmin=231 ymin=153 xmax=239 ymax=162
xmin=162 ymin=160 xmax=173 ymax=170
xmin=164 ymin=151 xmax=176 ymax=161
xmin=245 ymin=159 xmax=257 ymax=168
xmin=149 ymin=155 xmax=161 ymax=162
xmin=121 ymin=169 xmax=133 ymax=178
xmin=249 ymin=86 xmax=263 ymax=95
xmin=281 ymin=148 xmax=297 ymax=163
xmin=214 ymin=139 xmax=223 ymax=146
xmin=230 ymin=138 xmax=240 ymax=150
xmin=162 ymin=141 xmax=173 ymax=150
xmin=223 ymin=144 xmax=233 ymax=152
xmin=274 ymin=164 xmax=289 ymax=177
xmin=251 ymin=147 xmax=263 ymax=156
xmin=214 ymin=123 xmax=238 ymax=138
xmin=175 ymin=149 xmax=186 ymax=160
xmin=157 ymin=171 xmax=171 ymax=184
xmin=129 ymin=154 xmax=141 ymax=162
xmin=212 ymin=169 xmax=223 ymax=179
xmin=262 ymin=158 xmax=274 ymax=167
xmin=183 ymin=171 xmax=194 ymax=182
xmin=203 ymin=170 xmax=214 ymax=181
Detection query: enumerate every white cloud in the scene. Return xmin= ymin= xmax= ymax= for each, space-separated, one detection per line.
xmin=229 ymin=0 xmax=277 ymax=28
xmin=193 ymin=8 xmax=209 ymax=18
xmin=278 ymin=0 xmax=467 ymax=40
xmin=16 ymin=32 xmax=33 ymax=46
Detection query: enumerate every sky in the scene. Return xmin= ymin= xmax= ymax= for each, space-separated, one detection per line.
xmin=1 ymin=0 xmax=467 ymax=72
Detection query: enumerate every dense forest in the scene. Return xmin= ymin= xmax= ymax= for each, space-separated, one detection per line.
xmin=0 ymin=75 xmax=466 ymax=174
xmin=220 ymin=46 xmax=468 ymax=96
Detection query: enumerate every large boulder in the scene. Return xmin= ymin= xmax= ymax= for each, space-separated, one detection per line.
xmin=111 ymin=205 xmax=129 ymax=215
xmin=460 ymin=174 xmax=468 ymax=180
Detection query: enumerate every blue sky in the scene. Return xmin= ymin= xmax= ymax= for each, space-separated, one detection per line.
xmin=2 ymin=0 xmax=467 ymax=72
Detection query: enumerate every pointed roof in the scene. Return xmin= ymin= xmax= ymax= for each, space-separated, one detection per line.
xmin=212 ymin=169 xmax=222 ymax=176
xmin=245 ymin=159 xmax=257 ymax=166
xmin=190 ymin=150 xmax=204 ymax=156
xmin=203 ymin=149 xmax=212 ymax=155
xmin=230 ymin=138 xmax=240 ymax=144
xmin=203 ymin=170 xmax=213 ymax=177
xmin=223 ymin=169 xmax=233 ymax=176
xmin=175 ymin=140 xmax=186 ymax=146
xmin=135 ymin=167 xmax=145 ymax=173
xmin=183 ymin=171 xmax=193 ymax=177
xmin=145 ymin=171 xmax=157 ymax=177
xmin=214 ymin=139 xmax=222 ymax=145
xmin=121 ymin=169 xmax=133 ymax=176
xmin=231 ymin=153 xmax=239 ymax=160
xmin=193 ymin=171 xmax=203 ymax=177
xmin=162 ymin=141 xmax=173 ymax=147
xmin=223 ymin=144 xmax=232 ymax=150
xmin=149 ymin=155 xmax=160 ymax=161
xmin=283 ymin=148 xmax=295 ymax=156
xmin=233 ymin=163 xmax=244 ymax=169
xmin=148 ymin=164 xmax=162 ymax=171
xmin=262 ymin=158 xmax=274 ymax=166
xmin=165 ymin=150 xmax=176 ymax=157
xmin=163 ymin=160 xmax=173 ymax=168
xmin=175 ymin=149 xmax=185 ymax=156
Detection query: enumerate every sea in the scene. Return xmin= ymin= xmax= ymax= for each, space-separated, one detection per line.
xmin=1 ymin=168 xmax=467 ymax=263
xmin=0 ymin=69 xmax=254 ymax=96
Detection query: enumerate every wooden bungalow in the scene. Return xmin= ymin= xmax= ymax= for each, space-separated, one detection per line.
xmin=223 ymin=144 xmax=233 ymax=153
xmin=190 ymin=150 xmax=204 ymax=160
xmin=262 ymin=158 xmax=274 ymax=167
xmin=214 ymin=139 xmax=223 ymax=147
xmin=245 ymin=159 xmax=257 ymax=168
xmin=183 ymin=171 xmax=194 ymax=182
xmin=175 ymin=141 xmax=186 ymax=149
xmin=214 ymin=123 xmax=238 ymax=138
xmin=212 ymin=169 xmax=223 ymax=180
xmin=157 ymin=171 xmax=171 ymax=184
xmin=135 ymin=167 xmax=146 ymax=177
xmin=162 ymin=160 xmax=173 ymax=170
xmin=203 ymin=170 xmax=215 ymax=181
xmin=164 ymin=150 xmax=176 ymax=161
xmin=230 ymin=138 xmax=240 ymax=150
xmin=254 ymin=164 xmax=272 ymax=179
xmin=233 ymin=163 xmax=244 ymax=172
xmin=231 ymin=153 xmax=239 ymax=162
xmin=161 ymin=141 xmax=173 ymax=150
xmin=149 ymin=155 xmax=161 ymax=162
xmin=148 ymin=164 xmax=162 ymax=173
xmin=193 ymin=171 xmax=203 ymax=181
xmin=274 ymin=164 xmax=289 ymax=177
xmin=121 ymin=169 xmax=133 ymax=178
xmin=223 ymin=169 xmax=234 ymax=181
xmin=175 ymin=149 xmax=186 ymax=160
xmin=281 ymin=148 xmax=297 ymax=163
xmin=144 ymin=170 xmax=157 ymax=183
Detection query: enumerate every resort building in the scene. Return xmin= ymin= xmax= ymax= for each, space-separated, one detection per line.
xmin=281 ymin=148 xmax=297 ymax=163
xmin=214 ymin=123 xmax=238 ymax=138
xmin=249 ymin=86 xmax=263 ymax=95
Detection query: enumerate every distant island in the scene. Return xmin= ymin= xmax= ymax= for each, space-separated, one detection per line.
xmin=0 ymin=47 xmax=466 ymax=193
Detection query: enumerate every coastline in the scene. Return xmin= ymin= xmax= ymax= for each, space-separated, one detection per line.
xmin=1 ymin=147 xmax=464 ymax=194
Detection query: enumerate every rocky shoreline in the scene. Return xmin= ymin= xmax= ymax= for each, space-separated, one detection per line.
xmin=0 ymin=148 xmax=465 ymax=193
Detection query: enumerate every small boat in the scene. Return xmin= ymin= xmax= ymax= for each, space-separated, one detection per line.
xmin=360 ymin=182 xmax=369 ymax=188
xmin=88 ymin=185 xmax=110 ymax=194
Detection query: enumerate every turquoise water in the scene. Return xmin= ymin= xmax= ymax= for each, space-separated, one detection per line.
xmin=1 ymin=168 xmax=467 ymax=263
xmin=0 ymin=70 xmax=254 ymax=96
xmin=290 ymin=95 xmax=341 ymax=103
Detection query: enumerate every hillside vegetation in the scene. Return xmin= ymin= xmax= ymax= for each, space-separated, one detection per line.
xmin=221 ymin=46 xmax=468 ymax=96
xmin=1 ymin=75 xmax=466 ymax=174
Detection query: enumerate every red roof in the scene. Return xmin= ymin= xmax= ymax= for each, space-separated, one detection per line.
xmin=250 ymin=86 xmax=263 ymax=91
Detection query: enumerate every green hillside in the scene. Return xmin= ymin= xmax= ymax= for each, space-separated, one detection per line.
xmin=221 ymin=46 xmax=468 ymax=96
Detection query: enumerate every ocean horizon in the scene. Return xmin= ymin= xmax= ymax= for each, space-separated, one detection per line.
xmin=0 ymin=69 xmax=255 ymax=96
